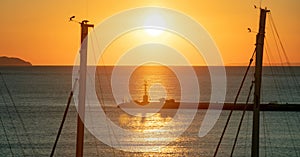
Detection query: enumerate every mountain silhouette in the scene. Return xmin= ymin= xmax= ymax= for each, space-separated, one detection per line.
xmin=0 ymin=56 xmax=32 ymax=66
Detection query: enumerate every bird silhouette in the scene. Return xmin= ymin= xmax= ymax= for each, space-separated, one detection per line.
xmin=69 ymin=16 xmax=75 ymax=22
xmin=247 ymin=28 xmax=252 ymax=32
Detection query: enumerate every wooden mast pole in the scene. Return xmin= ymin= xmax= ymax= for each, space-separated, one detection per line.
xmin=252 ymin=8 xmax=269 ymax=157
xmin=76 ymin=20 xmax=93 ymax=157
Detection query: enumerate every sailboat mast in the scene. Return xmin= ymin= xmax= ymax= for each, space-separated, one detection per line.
xmin=252 ymin=8 xmax=269 ymax=157
xmin=76 ymin=20 xmax=93 ymax=157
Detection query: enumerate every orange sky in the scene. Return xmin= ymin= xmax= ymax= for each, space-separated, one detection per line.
xmin=0 ymin=0 xmax=299 ymax=65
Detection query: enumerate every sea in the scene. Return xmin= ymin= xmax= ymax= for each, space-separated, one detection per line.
xmin=0 ymin=66 xmax=299 ymax=157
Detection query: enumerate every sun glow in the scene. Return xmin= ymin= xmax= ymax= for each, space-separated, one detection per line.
xmin=99 ymin=29 xmax=206 ymax=66
xmin=144 ymin=28 xmax=163 ymax=36
xmin=144 ymin=13 xmax=165 ymax=36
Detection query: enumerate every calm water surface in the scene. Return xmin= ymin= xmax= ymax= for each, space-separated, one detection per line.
xmin=0 ymin=66 xmax=299 ymax=156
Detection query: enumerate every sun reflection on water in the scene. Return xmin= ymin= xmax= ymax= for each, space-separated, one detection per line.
xmin=117 ymin=111 xmax=187 ymax=153
xmin=118 ymin=112 xmax=172 ymax=132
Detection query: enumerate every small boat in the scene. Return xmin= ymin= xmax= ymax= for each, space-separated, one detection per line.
xmin=117 ymin=81 xmax=181 ymax=109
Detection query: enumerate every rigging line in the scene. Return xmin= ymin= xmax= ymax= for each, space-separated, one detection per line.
xmin=244 ymin=103 xmax=251 ymax=156
xmin=244 ymin=55 xmax=256 ymax=156
xmin=269 ymin=13 xmax=300 ymax=99
xmin=262 ymin=111 xmax=267 ymax=157
xmin=89 ymin=31 xmax=112 ymax=116
xmin=213 ymin=49 xmax=256 ymax=157
xmin=267 ymin=26 xmax=294 ymax=102
xmin=50 ymin=79 xmax=78 ymax=157
xmin=84 ymin=79 xmax=101 ymax=157
xmin=260 ymin=0 xmax=262 ymax=8
xmin=266 ymin=38 xmax=299 ymax=157
xmin=263 ymin=44 xmax=279 ymax=157
xmin=91 ymin=28 xmax=115 ymax=105
xmin=267 ymin=16 xmax=287 ymax=93
xmin=266 ymin=114 xmax=276 ymax=157
xmin=89 ymin=31 xmax=112 ymax=106
xmin=270 ymin=16 xmax=300 ymax=88
xmin=0 ymin=91 xmax=14 ymax=156
xmin=263 ymin=112 xmax=273 ymax=157
xmin=90 ymin=28 xmax=114 ymax=106
xmin=0 ymin=80 xmax=25 ymax=156
xmin=268 ymin=15 xmax=284 ymax=65
xmin=265 ymin=35 xmax=293 ymax=103
xmin=0 ymin=72 xmax=36 ymax=156
xmin=265 ymin=40 xmax=284 ymax=102
xmin=268 ymin=23 xmax=296 ymax=103
xmin=267 ymin=17 xmax=283 ymax=68
xmin=82 ymin=70 xmax=103 ymax=157
xmin=86 ymin=0 xmax=89 ymax=19
xmin=230 ymin=82 xmax=254 ymax=157
xmin=80 ymin=76 xmax=101 ymax=157
xmin=297 ymin=110 xmax=300 ymax=131
xmin=85 ymin=33 xmax=101 ymax=157
xmin=283 ymin=112 xmax=299 ymax=157
xmin=0 ymin=115 xmax=14 ymax=156
xmin=89 ymin=30 xmax=118 ymax=156
xmin=265 ymin=41 xmax=298 ymax=156
xmin=269 ymin=13 xmax=292 ymax=66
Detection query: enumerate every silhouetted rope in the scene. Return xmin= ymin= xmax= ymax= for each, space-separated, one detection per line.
xmin=269 ymin=13 xmax=300 ymax=100
xmin=262 ymin=109 xmax=272 ymax=157
xmin=0 ymin=94 xmax=14 ymax=156
xmin=283 ymin=113 xmax=299 ymax=157
xmin=230 ymin=82 xmax=253 ymax=156
xmin=0 ymin=80 xmax=24 ymax=156
xmin=213 ymin=50 xmax=255 ymax=157
xmin=268 ymin=16 xmax=295 ymax=102
xmin=89 ymin=29 xmax=117 ymax=157
xmin=50 ymin=79 xmax=77 ymax=157
xmin=264 ymin=40 xmax=284 ymax=102
xmin=0 ymin=72 xmax=36 ymax=156
xmin=263 ymin=43 xmax=279 ymax=157
xmin=243 ymin=103 xmax=251 ymax=155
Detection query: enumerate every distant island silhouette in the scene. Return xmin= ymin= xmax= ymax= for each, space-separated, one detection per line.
xmin=0 ymin=56 xmax=32 ymax=66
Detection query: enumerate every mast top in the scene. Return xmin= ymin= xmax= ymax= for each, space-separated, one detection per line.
xmin=81 ymin=20 xmax=89 ymax=24
xmin=254 ymin=5 xmax=270 ymax=12
xmin=262 ymin=7 xmax=270 ymax=12
xmin=69 ymin=16 xmax=94 ymax=27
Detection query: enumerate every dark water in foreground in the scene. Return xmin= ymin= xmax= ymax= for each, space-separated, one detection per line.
xmin=0 ymin=66 xmax=299 ymax=156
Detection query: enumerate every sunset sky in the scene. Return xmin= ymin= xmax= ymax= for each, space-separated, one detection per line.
xmin=0 ymin=0 xmax=299 ymax=65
